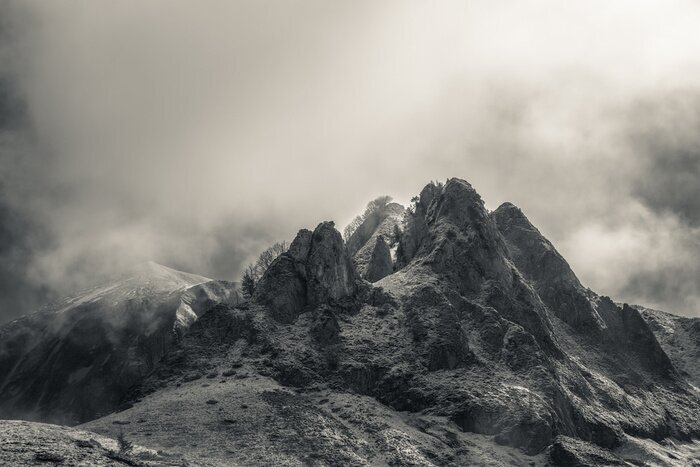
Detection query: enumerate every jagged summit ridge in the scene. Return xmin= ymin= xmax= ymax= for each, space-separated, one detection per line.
xmin=2 ymin=177 xmax=700 ymax=466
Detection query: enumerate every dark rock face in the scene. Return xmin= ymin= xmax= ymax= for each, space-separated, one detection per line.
xmin=0 ymin=264 xmax=240 ymax=425
xmin=306 ymin=222 xmax=358 ymax=306
xmin=364 ymin=235 xmax=393 ymax=282
xmin=493 ymin=202 xmax=678 ymax=382
xmin=253 ymin=254 xmax=307 ymax=324
xmin=492 ymin=202 xmax=603 ymax=331
xmin=254 ymin=222 xmax=359 ymax=323
xmin=617 ymin=304 xmax=675 ymax=376
xmin=395 ymin=181 xmax=442 ymax=269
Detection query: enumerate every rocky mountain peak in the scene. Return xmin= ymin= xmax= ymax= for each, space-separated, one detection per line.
xmin=426 ymin=178 xmax=491 ymax=228
xmin=491 ymin=202 xmax=527 ymax=224
xmin=492 ymin=201 xmax=577 ymax=283
xmin=398 ymin=178 xmax=514 ymax=291
xmin=492 ymin=201 xmax=603 ymax=330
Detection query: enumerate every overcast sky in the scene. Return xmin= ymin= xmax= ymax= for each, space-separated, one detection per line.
xmin=1 ymin=0 xmax=700 ymax=322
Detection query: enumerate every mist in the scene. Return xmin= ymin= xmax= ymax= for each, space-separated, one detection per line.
xmin=1 ymin=0 xmax=700 ymax=322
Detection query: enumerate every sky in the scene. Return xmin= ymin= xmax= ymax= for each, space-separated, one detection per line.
xmin=1 ymin=0 xmax=700 ymax=322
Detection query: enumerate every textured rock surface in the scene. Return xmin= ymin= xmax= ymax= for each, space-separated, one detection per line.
xmin=3 ymin=178 xmax=700 ymax=466
xmin=639 ymin=305 xmax=700 ymax=387
xmin=254 ymin=221 xmax=359 ymax=323
xmin=0 ymin=262 xmax=241 ymax=425
xmin=492 ymin=202 xmax=604 ymax=331
xmin=364 ymin=235 xmax=393 ymax=282
xmin=549 ymin=435 xmax=626 ymax=466
xmin=347 ymin=202 xmax=404 ymax=276
xmin=0 ymin=420 xmax=182 ymax=466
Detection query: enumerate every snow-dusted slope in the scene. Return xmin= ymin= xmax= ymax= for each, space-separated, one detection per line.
xmin=39 ymin=261 xmax=211 ymax=316
xmin=0 ymin=262 xmax=240 ymax=425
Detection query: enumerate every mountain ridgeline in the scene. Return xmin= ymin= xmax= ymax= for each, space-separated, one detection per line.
xmin=1 ymin=178 xmax=700 ymax=466
xmin=0 ymin=262 xmax=242 ymax=424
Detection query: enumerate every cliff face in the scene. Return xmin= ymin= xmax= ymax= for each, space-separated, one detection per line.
xmin=364 ymin=235 xmax=393 ymax=283
xmin=90 ymin=178 xmax=700 ymax=466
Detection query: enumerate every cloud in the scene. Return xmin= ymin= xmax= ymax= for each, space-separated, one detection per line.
xmin=626 ymin=91 xmax=700 ymax=227
xmin=2 ymin=0 xmax=700 ymax=321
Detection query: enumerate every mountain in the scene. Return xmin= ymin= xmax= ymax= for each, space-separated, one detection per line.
xmin=70 ymin=178 xmax=700 ymax=466
xmin=0 ymin=261 xmax=241 ymax=425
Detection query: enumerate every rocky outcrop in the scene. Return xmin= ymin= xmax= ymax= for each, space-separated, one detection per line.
xmin=364 ymin=235 xmax=392 ymax=282
xmin=347 ymin=202 xmax=404 ymax=276
xmin=307 ymin=222 xmax=358 ymax=305
xmin=254 ymin=221 xmax=359 ymax=323
xmin=252 ymin=247 xmax=308 ymax=324
xmin=395 ymin=182 xmax=441 ymax=269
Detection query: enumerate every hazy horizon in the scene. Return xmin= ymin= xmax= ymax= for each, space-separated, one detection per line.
xmin=2 ymin=1 xmax=700 ymax=322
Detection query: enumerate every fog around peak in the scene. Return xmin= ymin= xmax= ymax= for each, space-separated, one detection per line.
xmin=1 ymin=0 xmax=700 ymax=321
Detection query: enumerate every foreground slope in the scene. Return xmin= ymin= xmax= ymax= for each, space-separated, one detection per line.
xmin=0 ymin=261 xmax=241 ymax=424
xmin=83 ymin=178 xmax=700 ymax=466
xmin=0 ymin=420 xmax=186 ymax=466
